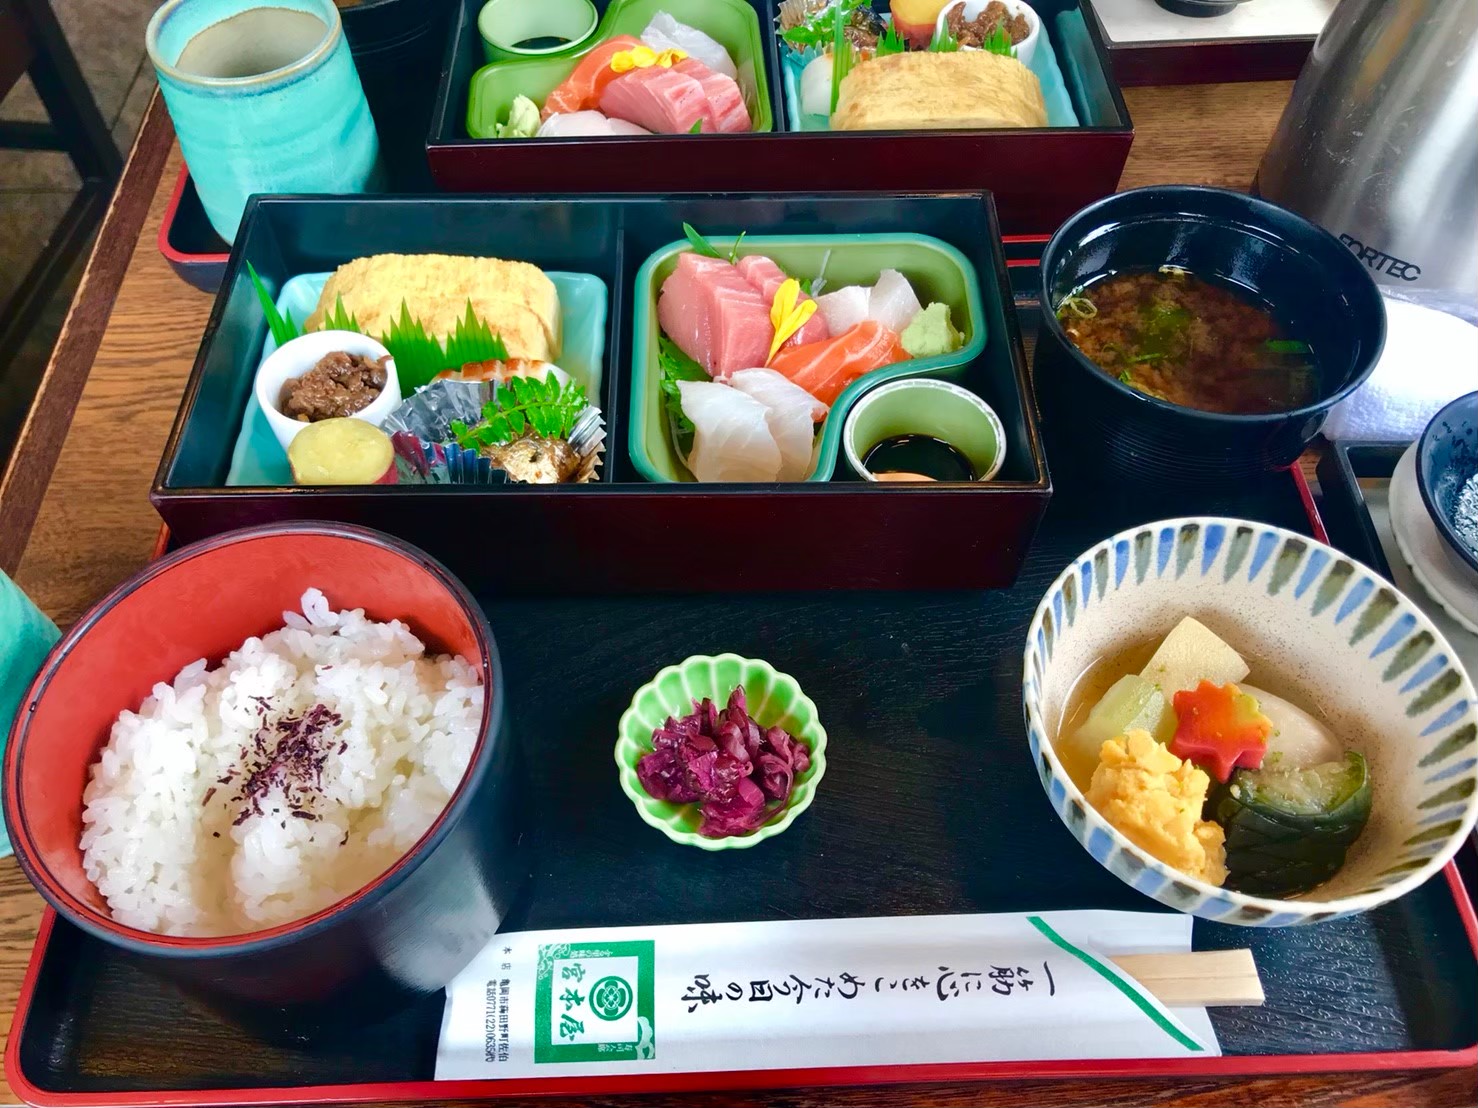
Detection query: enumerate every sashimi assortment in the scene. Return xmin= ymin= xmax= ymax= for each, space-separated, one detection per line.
xmin=655 ymin=226 xmax=966 ymax=482
xmin=506 ymin=15 xmax=755 ymax=137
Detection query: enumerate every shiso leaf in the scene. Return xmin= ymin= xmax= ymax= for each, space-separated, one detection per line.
xmin=658 ymin=335 xmax=706 ymax=455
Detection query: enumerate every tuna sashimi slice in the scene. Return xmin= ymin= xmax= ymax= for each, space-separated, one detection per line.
xmin=728 ymin=368 xmax=827 ymax=481
xmin=658 ymin=253 xmax=772 ymax=376
xmin=600 ymin=66 xmax=712 ymax=134
xmin=767 ymin=320 xmax=907 ymax=406
xmin=673 ymin=57 xmax=751 ymax=133
xmin=541 ymin=36 xmax=644 ymax=120
xmin=678 ymin=380 xmax=781 ymax=482
xmin=734 ymin=255 xmax=829 ymax=347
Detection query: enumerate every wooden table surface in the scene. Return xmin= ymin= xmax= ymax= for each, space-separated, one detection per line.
xmin=1 ymin=83 xmax=1475 ymax=1108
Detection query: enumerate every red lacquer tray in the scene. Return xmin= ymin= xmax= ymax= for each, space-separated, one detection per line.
xmin=8 ymin=462 xmax=1478 ymax=1106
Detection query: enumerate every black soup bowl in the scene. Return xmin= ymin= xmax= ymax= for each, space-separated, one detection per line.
xmin=1033 ymin=186 xmax=1386 ymax=483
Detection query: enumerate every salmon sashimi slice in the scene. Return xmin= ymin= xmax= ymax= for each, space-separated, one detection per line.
xmin=541 ymin=36 xmax=645 ymax=120
xmin=767 ymin=320 xmax=907 ymax=406
xmin=734 ymin=255 xmax=829 ymax=347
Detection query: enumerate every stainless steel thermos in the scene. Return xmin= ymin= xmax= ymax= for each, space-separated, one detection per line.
xmin=1256 ymin=0 xmax=1478 ymax=307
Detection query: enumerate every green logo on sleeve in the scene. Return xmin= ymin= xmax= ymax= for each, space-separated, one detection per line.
xmin=534 ymin=940 xmax=655 ymax=1063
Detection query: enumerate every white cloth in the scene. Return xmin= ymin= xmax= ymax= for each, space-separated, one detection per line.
xmin=1324 ymin=296 xmax=1478 ymax=442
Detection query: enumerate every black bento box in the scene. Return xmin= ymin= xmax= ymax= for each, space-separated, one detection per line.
xmin=151 ymin=192 xmax=1051 ymax=593
xmin=424 ymin=0 xmax=1134 ymax=236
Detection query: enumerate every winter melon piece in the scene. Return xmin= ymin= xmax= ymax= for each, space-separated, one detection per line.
xmin=1140 ymin=616 xmax=1249 ymax=698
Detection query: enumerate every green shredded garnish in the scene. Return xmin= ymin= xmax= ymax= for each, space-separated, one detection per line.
xmin=247 ymin=262 xmax=300 ymax=348
xmin=319 ymin=295 xmax=360 ymax=334
xmin=682 ymin=222 xmax=723 ymax=259
xmin=979 ymin=25 xmax=1013 ymax=56
xmin=451 ymin=374 xmax=588 ymax=449
xmin=876 ymin=21 xmax=907 ymax=56
xmin=1265 ymin=339 xmax=1310 ymax=354
xmin=830 ymin=13 xmax=854 ymax=114
xmin=682 ymin=224 xmax=747 ymax=266
xmin=929 ymin=26 xmax=961 ymax=52
xmin=659 ymin=335 xmax=707 ymax=449
xmin=444 ymin=301 xmax=511 ymax=369
xmin=1117 ymin=369 xmax=1133 ymax=385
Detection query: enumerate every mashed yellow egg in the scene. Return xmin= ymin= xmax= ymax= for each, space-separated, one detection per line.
xmin=1086 ymin=729 xmax=1228 ymax=886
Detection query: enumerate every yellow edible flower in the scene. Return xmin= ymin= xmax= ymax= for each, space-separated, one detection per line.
xmin=766 ymin=278 xmax=817 ymax=365
xmin=1086 ymin=729 xmax=1228 ymax=886
xmin=610 ymin=46 xmax=687 ymax=73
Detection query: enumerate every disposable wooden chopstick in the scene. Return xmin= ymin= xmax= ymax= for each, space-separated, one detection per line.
xmin=1110 ymin=949 xmax=1264 ymax=1007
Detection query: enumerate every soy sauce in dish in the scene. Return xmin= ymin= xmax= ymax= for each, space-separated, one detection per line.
xmin=863 ymin=435 xmax=975 ymax=482
xmin=1056 ymin=268 xmax=1318 ymax=416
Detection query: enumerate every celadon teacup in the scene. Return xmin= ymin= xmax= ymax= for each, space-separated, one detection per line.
xmin=146 ymin=0 xmax=383 ymax=244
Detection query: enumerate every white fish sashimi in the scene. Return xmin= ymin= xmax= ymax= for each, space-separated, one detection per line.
xmin=678 ymin=379 xmax=781 ymax=482
xmin=867 ymin=269 xmax=923 ymax=332
xmin=640 ymin=12 xmax=738 ymax=80
xmin=536 ymin=111 xmax=650 ymax=137
xmin=728 ymin=368 xmax=827 ymax=481
xmin=799 ymin=54 xmax=833 ymax=117
xmin=815 ymin=285 xmax=870 ymax=335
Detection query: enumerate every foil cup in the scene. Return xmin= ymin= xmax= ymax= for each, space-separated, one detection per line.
xmin=382 ymin=378 xmax=605 ymax=486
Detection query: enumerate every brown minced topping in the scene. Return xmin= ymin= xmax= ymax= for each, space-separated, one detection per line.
xmin=947 ymin=1 xmax=1030 ymax=48
xmin=280 ymin=351 xmax=388 ymax=423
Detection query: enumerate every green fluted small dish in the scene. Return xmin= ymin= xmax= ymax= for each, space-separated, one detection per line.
xmin=615 ymin=654 xmax=827 ymax=850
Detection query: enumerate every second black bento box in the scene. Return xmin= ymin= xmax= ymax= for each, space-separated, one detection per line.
xmin=425 ymin=0 xmax=1133 ymax=236
xmin=151 ymin=192 xmax=1050 ymax=593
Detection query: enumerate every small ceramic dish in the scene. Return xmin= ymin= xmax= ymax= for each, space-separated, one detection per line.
xmin=1416 ymin=391 xmax=1478 ymax=578
xmin=477 ymin=0 xmax=599 ymax=63
xmin=1390 ymin=441 xmax=1478 ymax=635
xmin=1023 ymin=516 xmax=1478 ymax=926
xmin=615 ymin=653 xmax=828 ymax=850
xmin=253 ymin=330 xmax=401 ymax=453
xmin=934 ymin=0 xmax=1039 ymax=67
xmin=843 ymin=378 xmax=1006 ymax=482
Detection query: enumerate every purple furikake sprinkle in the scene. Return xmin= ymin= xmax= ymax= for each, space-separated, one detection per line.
xmin=228 ymin=703 xmax=342 ymax=826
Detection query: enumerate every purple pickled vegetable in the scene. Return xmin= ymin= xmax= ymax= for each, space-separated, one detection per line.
xmin=635 ymin=684 xmax=813 ymax=838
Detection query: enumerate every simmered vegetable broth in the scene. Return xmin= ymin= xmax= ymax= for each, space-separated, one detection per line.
xmin=1057 ymin=270 xmax=1318 ymax=415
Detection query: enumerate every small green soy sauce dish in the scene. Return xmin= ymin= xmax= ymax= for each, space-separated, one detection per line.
xmin=614 ymin=653 xmax=828 ymax=850
xmin=844 ymin=378 xmax=1007 ymax=482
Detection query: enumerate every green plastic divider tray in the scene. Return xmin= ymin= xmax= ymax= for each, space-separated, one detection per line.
xmin=467 ymin=0 xmax=773 ymax=137
xmin=629 ymin=233 xmax=987 ymax=484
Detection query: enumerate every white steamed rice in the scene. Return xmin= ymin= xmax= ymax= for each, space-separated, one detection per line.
xmin=79 ymin=588 xmax=483 ymax=937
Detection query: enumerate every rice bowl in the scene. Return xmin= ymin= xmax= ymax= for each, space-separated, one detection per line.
xmin=81 ymin=589 xmax=482 ymax=937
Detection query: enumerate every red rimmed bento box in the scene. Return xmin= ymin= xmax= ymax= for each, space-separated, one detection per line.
xmin=425 ymin=0 xmax=1134 ymax=234
xmin=148 ymin=190 xmax=1052 ymax=593
xmin=10 ymin=461 xmax=1478 ymax=1106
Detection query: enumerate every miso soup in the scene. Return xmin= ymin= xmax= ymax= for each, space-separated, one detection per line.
xmin=1056 ymin=269 xmax=1318 ymax=416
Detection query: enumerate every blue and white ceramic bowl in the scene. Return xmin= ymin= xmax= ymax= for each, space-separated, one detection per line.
xmin=1023 ymin=517 xmax=1478 ymax=926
